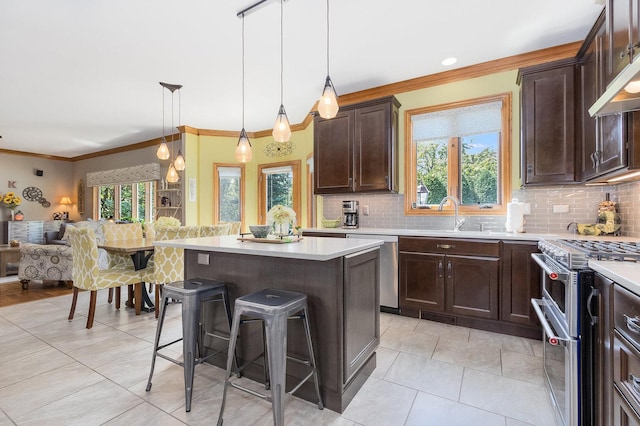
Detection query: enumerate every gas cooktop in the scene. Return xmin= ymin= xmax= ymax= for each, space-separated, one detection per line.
xmin=539 ymin=239 xmax=640 ymax=270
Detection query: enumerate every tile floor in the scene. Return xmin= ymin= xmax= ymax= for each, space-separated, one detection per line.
xmin=0 ymin=288 xmax=555 ymax=425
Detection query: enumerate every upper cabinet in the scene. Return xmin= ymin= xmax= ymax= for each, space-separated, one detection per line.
xmin=606 ymin=0 xmax=640 ymax=85
xmin=580 ymin=11 xmax=627 ymax=181
xmin=314 ymin=96 xmax=400 ymax=194
xmin=518 ymin=59 xmax=579 ymax=185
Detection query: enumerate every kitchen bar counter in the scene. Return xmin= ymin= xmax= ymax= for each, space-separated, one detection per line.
xmin=158 ymin=235 xmax=383 ymax=413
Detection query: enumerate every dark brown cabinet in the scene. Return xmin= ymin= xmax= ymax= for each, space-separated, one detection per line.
xmin=500 ymin=242 xmax=541 ymax=327
xmin=314 ymin=96 xmax=400 ymax=194
xmin=579 ymin=12 xmax=627 ymax=181
xmin=518 ymin=59 xmax=579 ymax=185
xmin=606 ymin=0 xmax=640 ymax=84
xmin=594 ymin=273 xmax=614 ymax=426
xmin=399 ymin=237 xmax=499 ymax=321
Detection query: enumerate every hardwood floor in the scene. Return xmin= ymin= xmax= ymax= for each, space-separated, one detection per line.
xmin=0 ymin=277 xmax=73 ymax=307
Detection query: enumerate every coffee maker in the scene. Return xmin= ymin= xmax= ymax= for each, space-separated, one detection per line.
xmin=342 ymin=200 xmax=359 ymax=229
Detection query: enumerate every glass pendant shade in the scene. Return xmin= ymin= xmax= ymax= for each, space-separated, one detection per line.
xmin=235 ymin=128 xmax=253 ymax=163
xmin=156 ymin=139 xmax=170 ymax=160
xmin=272 ymin=104 xmax=292 ymax=142
xmin=174 ymin=150 xmax=186 ymax=171
xmin=318 ymin=75 xmax=339 ymax=119
xmin=166 ymin=163 xmax=179 ymax=183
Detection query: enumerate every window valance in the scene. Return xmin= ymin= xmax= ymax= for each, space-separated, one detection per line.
xmin=86 ymin=163 xmax=161 ymax=187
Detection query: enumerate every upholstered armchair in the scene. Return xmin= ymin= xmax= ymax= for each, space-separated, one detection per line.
xmin=18 ymin=243 xmax=73 ymax=289
xmin=67 ymin=227 xmax=143 ymax=329
xmin=220 ymin=221 xmax=241 ymax=235
xmin=199 ymin=223 xmax=232 ymax=237
xmin=103 ymin=223 xmax=144 ymax=268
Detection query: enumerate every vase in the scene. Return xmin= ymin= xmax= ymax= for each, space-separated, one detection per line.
xmin=9 ymin=210 xmax=14 ymax=221
xmin=276 ymin=222 xmax=290 ymax=236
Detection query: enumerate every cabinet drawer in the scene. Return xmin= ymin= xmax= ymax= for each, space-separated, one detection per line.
xmin=614 ymin=330 xmax=640 ymax=416
xmin=614 ymin=386 xmax=640 ymax=426
xmin=614 ymin=285 xmax=640 ymax=351
xmin=399 ymin=237 xmax=500 ymax=257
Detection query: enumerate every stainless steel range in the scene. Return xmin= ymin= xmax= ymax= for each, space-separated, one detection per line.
xmin=532 ymin=238 xmax=640 ymax=426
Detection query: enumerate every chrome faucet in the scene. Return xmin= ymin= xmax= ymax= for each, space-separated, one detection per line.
xmin=438 ymin=196 xmax=466 ymax=231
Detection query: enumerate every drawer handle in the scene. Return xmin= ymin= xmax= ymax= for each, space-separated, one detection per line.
xmin=624 ymin=314 xmax=640 ymax=334
xmin=630 ymin=374 xmax=640 ymax=397
xmin=447 ymin=261 xmax=452 ymax=279
xmin=438 ymin=260 xmax=443 ymax=278
xmin=436 ymin=244 xmax=455 ymax=249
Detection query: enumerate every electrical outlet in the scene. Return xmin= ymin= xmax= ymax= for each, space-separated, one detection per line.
xmin=552 ymin=204 xmax=570 ymax=214
xmin=197 ymin=253 xmax=210 ymax=265
xmin=363 ymin=205 xmax=370 ymax=216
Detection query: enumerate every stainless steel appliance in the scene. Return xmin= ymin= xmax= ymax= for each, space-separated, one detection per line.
xmin=531 ymin=239 xmax=640 ymax=426
xmin=346 ymin=233 xmax=399 ymax=311
xmin=342 ymin=200 xmax=359 ymax=229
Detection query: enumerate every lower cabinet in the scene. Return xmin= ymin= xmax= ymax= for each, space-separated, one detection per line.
xmin=399 ymin=237 xmax=499 ymax=322
xmin=613 ymin=389 xmax=640 ymax=426
xmin=500 ymin=242 xmax=541 ymax=327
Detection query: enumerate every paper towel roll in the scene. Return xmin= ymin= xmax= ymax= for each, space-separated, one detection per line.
xmin=505 ymin=198 xmax=525 ymax=233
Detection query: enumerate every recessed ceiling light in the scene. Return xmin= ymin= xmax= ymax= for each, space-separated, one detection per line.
xmin=441 ymin=57 xmax=457 ymax=66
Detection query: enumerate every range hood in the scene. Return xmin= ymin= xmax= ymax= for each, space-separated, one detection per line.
xmin=590 ymin=57 xmax=640 ymax=117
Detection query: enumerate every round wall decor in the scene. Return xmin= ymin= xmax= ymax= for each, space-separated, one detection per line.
xmin=22 ymin=186 xmax=43 ymax=201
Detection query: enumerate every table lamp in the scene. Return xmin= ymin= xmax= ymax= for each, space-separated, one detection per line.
xmin=59 ymin=196 xmax=72 ymax=220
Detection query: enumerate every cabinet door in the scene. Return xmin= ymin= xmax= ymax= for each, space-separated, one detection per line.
xmin=399 ymin=252 xmax=445 ymax=312
xmin=581 ymin=22 xmax=600 ymax=181
xmin=521 ymin=63 xmax=577 ymax=184
xmin=598 ymin=114 xmax=627 ymax=175
xmin=613 ymin=388 xmax=640 ymax=426
xmin=446 ymin=255 xmax=499 ymax=320
xmin=313 ymin=110 xmax=354 ymax=194
xmin=607 ymin=0 xmax=638 ymax=82
xmin=501 ymin=242 xmax=541 ymax=326
xmin=353 ymin=102 xmax=395 ymax=192
xmin=343 ymin=248 xmax=380 ymax=384
xmin=595 ymin=273 xmax=614 ymax=426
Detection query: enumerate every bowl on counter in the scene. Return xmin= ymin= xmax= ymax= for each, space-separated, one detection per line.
xmin=249 ymin=225 xmax=272 ymax=238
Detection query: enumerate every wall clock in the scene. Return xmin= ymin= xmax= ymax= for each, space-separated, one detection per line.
xmin=22 ymin=186 xmax=43 ymax=201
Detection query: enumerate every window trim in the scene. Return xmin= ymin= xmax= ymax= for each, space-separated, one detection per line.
xmin=403 ymin=93 xmax=512 ymax=216
xmin=213 ymin=162 xmax=245 ymax=230
xmin=92 ymin=181 xmax=155 ymax=221
xmin=257 ymin=160 xmax=301 ymax=225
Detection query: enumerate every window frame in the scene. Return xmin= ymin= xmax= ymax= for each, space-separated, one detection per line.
xmin=257 ymin=160 xmax=301 ymax=225
xmin=404 ymin=93 xmax=512 ymax=216
xmin=213 ymin=162 xmax=245 ymax=230
xmin=92 ymin=181 xmax=155 ymax=221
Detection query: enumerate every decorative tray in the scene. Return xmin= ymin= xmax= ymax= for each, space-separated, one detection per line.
xmin=237 ymin=236 xmax=303 ymax=244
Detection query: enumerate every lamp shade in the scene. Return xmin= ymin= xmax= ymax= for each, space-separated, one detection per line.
xmin=318 ymin=76 xmax=339 ymax=119
xmin=174 ymin=150 xmax=186 ymax=171
xmin=156 ymin=139 xmax=170 ymax=160
xmin=235 ymin=128 xmax=253 ymax=163
xmin=272 ymin=104 xmax=292 ymax=142
xmin=166 ymin=163 xmax=179 ymax=183
xmin=59 ymin=196 xmax=73 ymax=205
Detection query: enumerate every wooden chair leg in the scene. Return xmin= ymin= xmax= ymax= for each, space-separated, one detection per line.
xmin=115 ymin=286 xmax=121 ymax=310
xmin=68 ymin=287 xmax=79 ymax=320
xmin=108 ymin=287 xmax=113 ymax=304
xmin=134 ymin=282 xmax=142 ymax=315
xmin=86 ymin=290 xmax=97 ymax=329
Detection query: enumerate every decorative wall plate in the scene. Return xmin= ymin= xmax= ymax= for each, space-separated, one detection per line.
xmin=39 ymin=198 xmax=50 ymax=207
xmin=264 ymin=141 xmax=295 ymax=158
xmin=22 ymin=186 xmax=43 ymax=201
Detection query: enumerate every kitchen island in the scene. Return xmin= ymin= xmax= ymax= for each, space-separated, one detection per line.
xmin=154 ymin=235 xmax=383 ymax=413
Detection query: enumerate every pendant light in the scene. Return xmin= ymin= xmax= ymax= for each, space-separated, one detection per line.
xmin=235 ymin=14 xmax=253 ymax=163
xmin=272 ymin=0 xmax=291 ymax=142
xmin=173 ymin=88 xmax=186 ymax=171
xmin=156 ymin=87 xmax=170 ymax=160
xmin=318 ymin=0 xmax=339 ymax=119
xmin=159 ymin=82 xmax=183 ymax=183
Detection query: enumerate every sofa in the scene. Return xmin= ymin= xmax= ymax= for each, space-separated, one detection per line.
xmin=18 ymin=220 xmax=110 ymax=289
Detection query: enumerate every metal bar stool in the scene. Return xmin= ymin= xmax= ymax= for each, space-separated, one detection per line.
xmin=146 ymin=278 xmax=237 ymax=412
xmin=217 ymin=288 xmax=323 ymax=426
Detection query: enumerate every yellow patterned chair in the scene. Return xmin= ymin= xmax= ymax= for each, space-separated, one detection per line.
xmin=220 ymin=221 xmax=241 ymax=235
xmin=103 ymin=222 xmax=144 ymax=303
xmin=141 ymin=225 xmax=200 ymax=318
xmin=199 ymin=223 xmax=232 ymax=237
xmin=67 ymin=227 xmax=143 ymax=329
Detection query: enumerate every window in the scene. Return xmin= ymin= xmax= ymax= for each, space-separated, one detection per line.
xmin=213 ymin=163 xmax=245 ymax=228
xmin=95 ymin=181 xmax=155 ymax=221
xmin=258 ymin=160 xmax=301 ymax=225
xmin=405 ymin=93 xmax=511 ymax=215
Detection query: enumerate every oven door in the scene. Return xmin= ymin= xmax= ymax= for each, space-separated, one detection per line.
xmin=532 ymin=298 xmax=580 ymax=426
xmin=531 ymin=253 xmax=579 ymax=337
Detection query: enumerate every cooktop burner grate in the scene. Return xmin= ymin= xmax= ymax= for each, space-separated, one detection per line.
xmin=559 ymin=239 xmax=640 ymax=262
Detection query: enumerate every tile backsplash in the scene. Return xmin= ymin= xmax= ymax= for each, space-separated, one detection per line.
xmin=320 ymin=180 xmax=640 ymax=237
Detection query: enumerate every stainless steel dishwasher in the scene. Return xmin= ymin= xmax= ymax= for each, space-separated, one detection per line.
xmin=345 ymin=234 xmax=399 ymax=312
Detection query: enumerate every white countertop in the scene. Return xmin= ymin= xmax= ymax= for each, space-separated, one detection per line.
xmin=589 ymin=260 xmax=640 ymax=295
xmin=154 ymin=235 xmax=383 ymax=261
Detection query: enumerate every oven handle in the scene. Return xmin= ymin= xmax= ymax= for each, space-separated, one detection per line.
xmin=531 ymin=253 xmax=570 ymax=283
xmin=531 ymin=298 xmax=567 ymax=346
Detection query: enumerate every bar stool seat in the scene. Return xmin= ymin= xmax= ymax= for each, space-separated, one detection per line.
xmin=146 ymin=278 xmax=236 ymax=412
xmin=217 ymin=288 xmax=323 ymax=426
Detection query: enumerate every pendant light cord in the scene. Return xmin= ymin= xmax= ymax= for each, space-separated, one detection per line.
xmin=326 ymin=0 xmax=330 ymax=76
xmin=280 ymin=0 xmax=284 ymax=105
xmin=242 ymin=15 xmax=246 ymax=128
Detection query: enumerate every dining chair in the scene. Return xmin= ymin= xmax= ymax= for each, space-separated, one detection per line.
xmin=103 ymin=222 xmax=144 ymax=303
xmin=67 ymin=227 xmax=143 ymax=328
xmin=141 ymin=225 xmax=200 ymax=318
xmin=199 ymin=223 xmax=232 ymax=237
xmin=220 ymin=221 xmax=241 ymax=235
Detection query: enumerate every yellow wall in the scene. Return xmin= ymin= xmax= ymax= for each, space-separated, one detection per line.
xmin=190 ymin=125 xmax=314 ymax=229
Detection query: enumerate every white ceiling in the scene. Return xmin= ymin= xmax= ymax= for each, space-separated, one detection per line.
xmin=0 ymin=0 xmax=605 ymax=158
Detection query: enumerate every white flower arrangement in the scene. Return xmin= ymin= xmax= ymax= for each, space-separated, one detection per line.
xmin=154 ymin=216 xmax=181 ymax=227
xmin=267 ymin=205 xmax=296 ymax=227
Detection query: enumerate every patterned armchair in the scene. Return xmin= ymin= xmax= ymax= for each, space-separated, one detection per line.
xmin=220 ymin=221 xmax=241 ymax=235
xmin=199 ymin=223 xmax=232 ymax=237
xmin=103 ymin=223 xmax=143 ymax=269
xmin=18 ymin=243 xmax=73 ymax=289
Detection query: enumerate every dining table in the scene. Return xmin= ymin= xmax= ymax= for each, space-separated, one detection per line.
xmin=98 ymin=238 xmax=155 ymax=315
